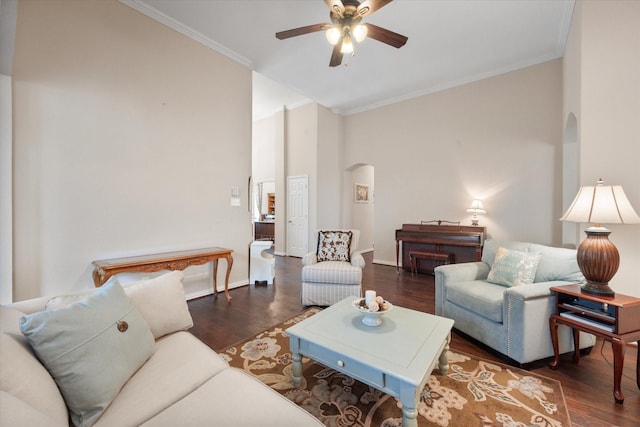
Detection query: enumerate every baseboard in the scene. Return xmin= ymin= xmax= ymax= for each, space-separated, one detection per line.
xmin=372 ymin=258 xmax=396 ymax=267
xmin=185 ymin=279 xmax=248 ymax=300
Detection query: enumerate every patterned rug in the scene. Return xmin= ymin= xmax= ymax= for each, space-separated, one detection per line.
xmin=220 ymin=308 xmax=570 ymax=427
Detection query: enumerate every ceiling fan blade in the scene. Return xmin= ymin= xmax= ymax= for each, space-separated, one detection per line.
xmin=276 ymin=23 xmax=330 ymax=40
xmin=324 ymin=0 xmax=345 ymax=17
xmin=356 ymin=0 xmax=393 ymax=18
xmin=329 ymin=42 xmax=344 ymax=67
xmin=365 ymin=23 xmax=407 ymax=48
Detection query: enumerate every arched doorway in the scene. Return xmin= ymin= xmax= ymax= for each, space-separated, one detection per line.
xmin=344 ymin=164 xmax=375 ymax=253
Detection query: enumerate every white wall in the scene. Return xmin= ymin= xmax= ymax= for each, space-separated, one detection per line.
xmin=316 ymin=105 xmax=343 ymax=229
xmin=564 ymin=0 xmax=640 ymax=296
xmin=344 ymin=60 xmax=563 ymax=266
xmin=11 ymin=0 xmax=252 ymax=300
xmin=0 ymin=74 xmax=12 ymax=304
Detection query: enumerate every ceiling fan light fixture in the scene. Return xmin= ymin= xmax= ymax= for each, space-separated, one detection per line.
xmin=325 ymin=27 xmax=341 ymax=45
xmin=341 ymin=34 xmax=354 ymax=53
xmin=353 ymin=24 xmax=367 ymax=42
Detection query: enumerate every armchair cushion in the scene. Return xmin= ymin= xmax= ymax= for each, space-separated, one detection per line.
xmin=486 ymin=247 xmax=542 ymax=287
xmin=302 ymin=260 xmax=362 ymax=285
xmin=316 ymin=230 xmax=352 ymax=262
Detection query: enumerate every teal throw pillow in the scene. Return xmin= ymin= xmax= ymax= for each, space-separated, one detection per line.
xmin=19 ymin=281 xmax=155 ymax=427
xmin=487 ymin=247 xmax=542 ymax=287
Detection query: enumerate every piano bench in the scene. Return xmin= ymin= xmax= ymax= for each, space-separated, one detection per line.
xmin=409 ymin=251 xmax=454 ymax=275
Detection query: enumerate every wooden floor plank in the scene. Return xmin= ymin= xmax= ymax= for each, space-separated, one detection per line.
xmin=188 ymin=252 xmax=639 ymax=427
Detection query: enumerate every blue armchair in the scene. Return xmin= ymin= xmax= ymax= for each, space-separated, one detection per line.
xmin=435 ymin=239 xmax=595 ymax=365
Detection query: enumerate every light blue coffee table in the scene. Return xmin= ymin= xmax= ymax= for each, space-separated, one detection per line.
xmin=287 ymin=297 xmax=454 ymax=427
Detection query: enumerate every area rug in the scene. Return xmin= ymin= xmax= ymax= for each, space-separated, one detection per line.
xmin=220 ymin=308 xmax=570 ymax=427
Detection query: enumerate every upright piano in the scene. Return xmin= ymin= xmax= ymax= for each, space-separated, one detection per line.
xmin=395 ymin=223 xmax=487 ymax=274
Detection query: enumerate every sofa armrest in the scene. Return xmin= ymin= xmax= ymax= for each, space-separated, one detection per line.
xmin=434 ymin=262 xmax=490 ymax=316
xmin=350 ymin=252 xmax=365 ymax=268
xmin=504 ymin=280 xmax=572 ymax=302
xmin=434 ymin=262 xmax=490 ymax=284
xmin=301 ymin=252 xmax=317 ymax=266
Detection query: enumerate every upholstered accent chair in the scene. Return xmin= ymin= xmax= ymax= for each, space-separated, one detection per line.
xmin=301 ymin=230 xmax=365 ymax=306
xmin=435 ymin=239 xmax=596 ymax=365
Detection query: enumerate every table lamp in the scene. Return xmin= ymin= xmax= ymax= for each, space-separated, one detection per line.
xmin=560 ymin=179 xmax=640 ymax=296
xmin=466 ymin=199 xmax=486 ymax=226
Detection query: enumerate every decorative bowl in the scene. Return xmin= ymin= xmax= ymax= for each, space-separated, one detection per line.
xmin=353 ymin=298 xmax=394 ymax=327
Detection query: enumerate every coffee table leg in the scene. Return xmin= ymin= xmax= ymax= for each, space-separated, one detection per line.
xmin=438 ymin=333 xmax=451 ymax=375
xmin=401 ymin=404 xmax=418 ymax=427
xmin=292 ymin=352 xmax=303 ymax=388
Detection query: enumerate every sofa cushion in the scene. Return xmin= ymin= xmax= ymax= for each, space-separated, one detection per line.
xmin=94 ymin=331 xmax=229 ymax=427
xmin=19 ymin=281 xmax=155 ymax=427
xmin=140 ymin=368 xmax=323 ymax=426
xmin=0 ymin=391 xmax=67 ymax=427
xmin=0 ymin=306 xmax=69 ymax=425
xmin=445 ymin=280 xmax=505 ymax=323
xmin=46 ymin=271 xmax=193 ymax=340
xmin=302 ymin=261 xmax=362 ymax=285
xmin=528 ymin=243 xmax=584 ymax=283
xmin=316 ymin=230 xmax=352 ymax=262
xmin=487 ymin=247 xmax=542 ymax=287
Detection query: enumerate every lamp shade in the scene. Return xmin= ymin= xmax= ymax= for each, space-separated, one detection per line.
xmin=560 ymin=179 xmax=640 ymax=225
xmin=466 ymin=199 xmax=486 ymax=215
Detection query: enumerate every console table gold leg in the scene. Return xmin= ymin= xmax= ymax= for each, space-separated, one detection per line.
xmin=212 ymin=259 xmax=219 ymax=297
xmin=224 ymin=254 xmax=233 ymax=302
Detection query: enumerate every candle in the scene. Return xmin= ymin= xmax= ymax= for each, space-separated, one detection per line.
xmin=365 ymin=290 xmax=376 ymax=306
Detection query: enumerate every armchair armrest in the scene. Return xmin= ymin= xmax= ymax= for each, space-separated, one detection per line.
xmin=302 ymin=252 xmax=317 ymax=266
xmin=434 ymin=262 xmax=490 ymax=284
xmin=350 ymin=251 xmax=365 ymax=268
xmin=504 ymin=280 xmax=572 ymax=302
xmin=434 ymin=262 xmax=490 ymax=316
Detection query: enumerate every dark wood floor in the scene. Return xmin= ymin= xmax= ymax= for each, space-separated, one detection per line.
xmin=188 ymin=253 xmax=639 ymax=427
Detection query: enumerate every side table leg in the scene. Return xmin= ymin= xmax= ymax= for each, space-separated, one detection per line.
xmin=612 ymin=339 xmax=625 ymax=404
xmin=292 ymin=353 xmax=303 ymax=388
xmin=548 ymin=316 xmax=561 ymax=370
xmin=572 ymin=327 xmax=581 ymax=364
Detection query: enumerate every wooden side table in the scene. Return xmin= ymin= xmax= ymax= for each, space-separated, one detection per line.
xmin=92 ymin=247 xmax=234 ymax=301
xmin=548 ymin=284 xmax=640 ymax=403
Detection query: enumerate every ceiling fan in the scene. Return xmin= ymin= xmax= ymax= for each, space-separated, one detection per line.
xmin=275 ymin=0 xmax=408 ymax=67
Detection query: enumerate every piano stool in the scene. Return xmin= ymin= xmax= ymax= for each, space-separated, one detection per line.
xmin=409 ymin=251 xmax=454 ymax=275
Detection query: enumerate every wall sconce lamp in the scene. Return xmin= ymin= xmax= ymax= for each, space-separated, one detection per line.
xmin=560 ymin=179 xmax=640 ymax=296
xmin=466 ymin=199 xmax=486 ymax=226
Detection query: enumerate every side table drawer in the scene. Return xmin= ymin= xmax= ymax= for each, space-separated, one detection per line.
xmin=302 ymin=341 xmax=384 ymax=389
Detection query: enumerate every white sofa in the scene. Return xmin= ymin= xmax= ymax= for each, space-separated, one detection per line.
xmin=0 ymin=271 xmax=322 ymax=427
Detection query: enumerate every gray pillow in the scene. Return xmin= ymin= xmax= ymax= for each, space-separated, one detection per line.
xmin=19 ymin=281 xmax=155 ymax=427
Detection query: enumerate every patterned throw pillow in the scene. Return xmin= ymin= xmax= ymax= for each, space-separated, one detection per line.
xmin=487 ymin=247 xmax=542 ymax=287
xmin=316 ymin=230 xmax=353 ymax=262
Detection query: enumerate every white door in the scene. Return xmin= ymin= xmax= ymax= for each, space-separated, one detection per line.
xmin=287 ymin=175 xmax=308 ymax=257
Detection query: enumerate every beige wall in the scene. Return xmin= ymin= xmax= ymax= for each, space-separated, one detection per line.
xmin=12 ymin=0 xmax=252 ymax=300
xmin=564 ymin=0 xmax=640 ymax=296
xmin=344 ymin=60 xmax=563 ymax=266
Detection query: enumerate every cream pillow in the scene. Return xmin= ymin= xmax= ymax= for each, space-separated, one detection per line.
xmin=121 ymin=271 xmax=193 ymax=339
xmin=20 ymin=281 xmax=155 ymax=427
xmin=487 ymin=247 xmax=542 ymax=287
